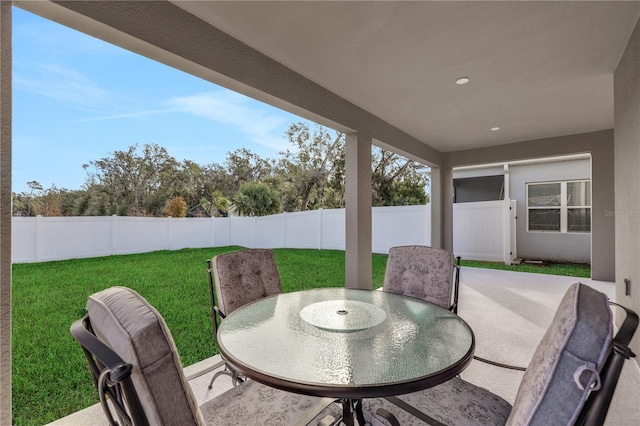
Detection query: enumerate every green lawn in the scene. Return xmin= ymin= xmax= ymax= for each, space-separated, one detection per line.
xmin=11 ymin=247 xmax=587 ymax=425
xmin=461 ymin=259 xmax=591 ymax=278
xmin=11 ymin=247 xmax=388 ymax=426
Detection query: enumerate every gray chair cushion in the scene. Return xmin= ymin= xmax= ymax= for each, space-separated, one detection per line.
xmin=506 ymin=282 xmax=613 ymax=426
xmin=201 ymin=380 xmax=340 ymax=426
xmin=87 ymin=286 xmax=205 ymax=426
xmin=364 ymin=376 xmax=512 ymax=426
xmin=87 ymin=286 xmax=338 ymax=426
xmin=364 ymin=282 xmax=612 ymax=426
xmin=383 ymin=245 xmax=455 ymax=308
xmin=212 ymin=249 xmax=282 ymax=315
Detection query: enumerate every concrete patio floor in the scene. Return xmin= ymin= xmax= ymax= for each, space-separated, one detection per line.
xmin=47 ymin=267 xmax=639 ymax=425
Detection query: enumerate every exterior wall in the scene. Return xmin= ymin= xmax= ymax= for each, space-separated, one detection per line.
xmin=0 ymin=3 xmax=10 ymax=422
xmin=510 ymin=159 xmax=591 ymax=263
xmin=614 ymin=15 xmax=640 ymax=357
xmin=444 ymin=130 xmax=615 ymax=280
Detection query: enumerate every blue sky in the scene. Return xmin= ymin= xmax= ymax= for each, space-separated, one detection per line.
xmin=12 ymin=8 xmax=310 ymax=194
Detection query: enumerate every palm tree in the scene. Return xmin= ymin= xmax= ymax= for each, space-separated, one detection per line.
xmin=232 ymin=182 xmax=280 ymax=217
xmin=200 ymin=190 xmax=230 ymax=217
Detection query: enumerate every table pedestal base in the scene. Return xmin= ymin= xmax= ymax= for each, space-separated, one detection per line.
xmin=339 ymin=398 xmax=366 ymax=426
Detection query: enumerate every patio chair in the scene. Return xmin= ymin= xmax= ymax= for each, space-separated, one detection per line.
xmin=71 ymin=286 xmax=341 ymax=426
xmin=206 ymin=248 xmax=282 ymax=389
xmin=363 ymin=282 xmax=638 ymax=426
xmin=383 ymin=245 xmax=461 ymax=313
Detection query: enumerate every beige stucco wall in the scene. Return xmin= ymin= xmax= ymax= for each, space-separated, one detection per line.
xmin=614 ymin=16 xmax=640 ymax=357
xmin=0 ymin=2 xmax=11 ymax=423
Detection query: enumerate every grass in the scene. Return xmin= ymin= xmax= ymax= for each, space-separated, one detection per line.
xmin=11 ymin=247 xmax=388 ymax=426
xmin=11 ymin=247 xmax=587 ymax=425
xmin=461 ymin=259 xmax=591 ymax=278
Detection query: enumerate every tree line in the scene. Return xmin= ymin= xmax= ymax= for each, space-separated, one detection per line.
xmin=12 ymin=123 xmax=429 ymax=218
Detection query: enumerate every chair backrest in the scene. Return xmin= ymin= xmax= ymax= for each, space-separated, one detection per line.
xmin=211 ymin=248 xmax=282 ymax=316
xmin=383 ymin=245 xmax=456 ymax=309
xmin=85 ymin=286 xmax=205 ymax=426
xmin=507 ymin=283 xmax=613 ymax=426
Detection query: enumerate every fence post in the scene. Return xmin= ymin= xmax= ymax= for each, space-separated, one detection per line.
xmin=503 ymin=198 xmax=512 ymax=265
xmin=35 ymin=215 xmax=42 ymax=262
xmin=111 ymin=215 xmax=117 ymax=255
xmin=283 ymin=212 xmax=287 ymax=249
xmin=253 ymin=217 xmax=257 ymax=248
xmin=210 ymin=216 xmax=216 ymax=248
xmin=318 ymin=209 xmax=323 ymax=250
xmin=424 ymin=204 xmax=431 ymax=246
xmin=166 ymin=216 xmax=172 ymax=250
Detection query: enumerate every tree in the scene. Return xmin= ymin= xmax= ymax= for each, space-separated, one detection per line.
xmin=26 ymin=180 xmax=43 ymax=216
xmin=224 ymin=148 xmax=275 ymax=193
xmin=371 ymin=148 xmax=429 ymax=206
xmin=14 ymin=124 xmax=429 ymax=218
xmin=164 ymin=196 xmax=187 ymax=217
xmin=73 ymin=185 xmax=110 ymax=216
xmin=31 ymin=184 xmax=63 ymax=216
xmin=233 ymin=182 xmax=280 ymax=217
xmin=278 ymin=122 xmax=428 ymax=209
xmin=200 ymin=190 xmax=229 ymax=217
xmin=12 ymin=183 xmax=78 ymax=217
xmin=82 ymin=143 xmax=180 ymax=216
xmin=278 ymin=123 xmax=345 ymax=211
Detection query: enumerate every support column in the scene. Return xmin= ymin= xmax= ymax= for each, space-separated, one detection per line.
xmin=503 ymin=164 xmax=513 ymax=265
xmin=0 ymin=2 xmax=12 ymax=423
xmin=345 ymin=133 xmax=372 ymax=289
xmin=614 ymin=15 xmax=640 ymax=356
xmin=440 ymin=164 xmax=454 ymax=251
xmin=429 ymin=167 xmax=441 ymax=247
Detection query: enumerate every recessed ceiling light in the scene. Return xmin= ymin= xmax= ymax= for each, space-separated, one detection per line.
xmin=455 ymin=77 xmax=470 ymax=85
xmin=490 ymin=127 xmax=501 ymax=131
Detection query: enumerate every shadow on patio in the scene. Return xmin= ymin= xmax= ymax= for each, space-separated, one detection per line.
xmin=48 ymin=267 xmax=639 ymax=426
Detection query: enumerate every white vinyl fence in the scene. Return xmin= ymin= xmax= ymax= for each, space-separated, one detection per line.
xmin=453 ymin=199 xmax=516 ymax=263
xmin=12 ymin=205 xmax=432 ymax=263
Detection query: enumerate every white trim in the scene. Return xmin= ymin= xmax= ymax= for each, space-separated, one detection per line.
xmin=454 ymin=153 xmax=591 ymax=172
xmin=526 ymin=179 xmax=591 ymax=234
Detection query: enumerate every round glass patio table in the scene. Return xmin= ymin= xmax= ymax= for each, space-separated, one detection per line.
xmin=216 ymin=288 xmax=475 ymax=403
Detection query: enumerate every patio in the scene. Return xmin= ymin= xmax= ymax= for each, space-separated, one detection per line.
xmin=47 ymin=267 xmax=639 ymax=425
xmin=2 ymin=2 xmax=640 ymax=423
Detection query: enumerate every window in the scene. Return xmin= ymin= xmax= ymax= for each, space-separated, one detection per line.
xmin=527 ymin=180 xmax=590 ymax=233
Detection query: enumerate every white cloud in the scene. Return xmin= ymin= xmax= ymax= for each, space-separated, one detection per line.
xmin=76 ymin=108 xmax=180 ymax=123
xmin=170 ymin=90 xmax=294 ymax=152
xmin=14 ymin=60 xmax=177 ymax=122
xmin=14 ymin=61 xmax=111 ymax=109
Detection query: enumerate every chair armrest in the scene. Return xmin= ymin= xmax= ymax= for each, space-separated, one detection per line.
xmin=576 ymin=302 xmax=638 ymax=426
xmin=609 ymin=302 xmax=639 ymax=348
xmin=71 ymin=316 xmax=149 ymax=426
xmin=450 ymin=256 xmax=462 ymax=314
xmin=214 ymin=305 xmax=226 ymax=319
xmin=70 ymin=317 xmax=132 ymax=382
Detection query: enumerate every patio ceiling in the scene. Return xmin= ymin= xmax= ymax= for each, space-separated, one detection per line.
xmin=2 ymin=6 xmax=639 ymax=422
xmin=171 ymin=1 xmax=640 ymax=153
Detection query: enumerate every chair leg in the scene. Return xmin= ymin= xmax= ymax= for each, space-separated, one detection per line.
xmin=230 ymin=369 xmax=244 ymax=387
xmin=207 ymin=366 xmax=244 ymax=389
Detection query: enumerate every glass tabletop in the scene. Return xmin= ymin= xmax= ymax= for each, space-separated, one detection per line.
xmin=217 ymin=288 xmax=475 ymax=398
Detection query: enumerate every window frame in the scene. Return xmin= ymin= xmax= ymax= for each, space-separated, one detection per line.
xmin=526 ymin=179 xmax=591 ymax=234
